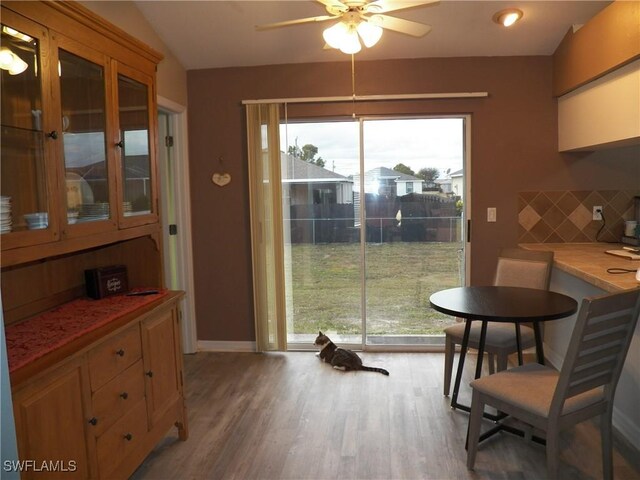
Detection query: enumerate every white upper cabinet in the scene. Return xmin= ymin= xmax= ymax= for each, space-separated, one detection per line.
xmin=558 ymin=60 xmax=640 ymax=152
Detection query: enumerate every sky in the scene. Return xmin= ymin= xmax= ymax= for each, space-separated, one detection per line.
xmin=280 ymin=118 xmax=464 ymax=178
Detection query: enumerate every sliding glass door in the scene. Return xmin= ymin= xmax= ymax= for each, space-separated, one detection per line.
xmin=280 ymin=121 xmax=362 ymax=345
xmin=362 ymin=118 xmax=465 ymax=347
xmin=278 ymin=116 xmax=468 ymax=349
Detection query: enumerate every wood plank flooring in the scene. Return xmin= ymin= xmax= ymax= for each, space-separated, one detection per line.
xmin=132 ymin=352 xmax=639 ymax=479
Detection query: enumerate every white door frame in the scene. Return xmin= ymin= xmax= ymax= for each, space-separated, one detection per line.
xmin=158 ymin=95 xmax=197 ymax=354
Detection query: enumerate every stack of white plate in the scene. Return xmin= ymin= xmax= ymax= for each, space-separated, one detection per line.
xmin=78 ymin=202 xmax=109 ymax=222
xmin=1 ymin=196 xmax=11 ymax=234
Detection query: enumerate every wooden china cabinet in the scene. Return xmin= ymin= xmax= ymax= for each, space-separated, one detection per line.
xmin=0 ymin=1 xmax=160 ymax=262
xmin=1 ymin=2 xmax=188 ymax=478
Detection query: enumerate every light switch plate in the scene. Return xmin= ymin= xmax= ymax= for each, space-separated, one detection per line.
xmin=487 ymin=207 xmax=497 ymax=222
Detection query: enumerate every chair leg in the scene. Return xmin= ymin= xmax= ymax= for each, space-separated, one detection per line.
xmin=487 ymin=353 xmax=495 ymax=374
xmin=601 ymin=408 xmax=614 ymax=480
xmin=545 ymin=425 xmax=560 ymax=480
xmin=496 ymin=353 xmax=508 ymax=372
xmin=444 ymin=335 xmax=455 ymax=396
xmin=466 ymin=390 xmax=484 ymax=470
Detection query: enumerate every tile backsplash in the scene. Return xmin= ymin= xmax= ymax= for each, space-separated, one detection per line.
xmin=518 ymin=190 xmax=638 ymax=243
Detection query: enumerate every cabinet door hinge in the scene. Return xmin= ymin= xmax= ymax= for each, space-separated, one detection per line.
xmin=169 ymin=224 xmax=178 ymax=236
xmin=165 ymin=135 xmax=174 ymax=147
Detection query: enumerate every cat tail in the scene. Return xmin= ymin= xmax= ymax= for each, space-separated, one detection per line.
xmin=361 ymin=365 xmax=390 ymax=376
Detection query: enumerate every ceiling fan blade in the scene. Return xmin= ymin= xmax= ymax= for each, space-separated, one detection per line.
xmin=365 ymin=0 xmax=439 ymax=14
xmin=256 ymin=15 xmax=338 ymax=31
xmin=371 ymin=14 xmax=431 ymax=37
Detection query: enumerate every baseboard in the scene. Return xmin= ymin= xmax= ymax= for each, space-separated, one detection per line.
xmin=197 ymin=340 xmax=256 ymax=352
xmin=613 ymin=406 xmax=640 ymax=456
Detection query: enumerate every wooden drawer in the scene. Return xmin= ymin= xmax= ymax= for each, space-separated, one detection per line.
xmin=96 ymin=399 xmax=148 ymax=479
xmin=88 ymin=324 xmax=142 ymax=391
xmin=90 ymin=360 xmax=145 ymax=437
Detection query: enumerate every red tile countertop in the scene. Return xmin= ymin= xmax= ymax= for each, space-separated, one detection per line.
xmin=5 ymin=289 xmax=169 ymax=373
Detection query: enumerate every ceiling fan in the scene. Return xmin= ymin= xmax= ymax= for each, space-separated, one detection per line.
xmin=256 ymin=0 xmax=439 ymax=54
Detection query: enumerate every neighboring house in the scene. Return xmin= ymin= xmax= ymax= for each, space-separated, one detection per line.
xmin=353 ymin=166 xmax=424 ymax=197
xmin=434 ymin=175 xmax=453 ymax=194
xmin=280 ymin=153 xmax=353 ymax=205
xmin=450 ymin=168 xmax=464 ymax=201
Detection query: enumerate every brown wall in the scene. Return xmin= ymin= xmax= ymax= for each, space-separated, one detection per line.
xmin=187 ymin=56 xmax=639 ymax=342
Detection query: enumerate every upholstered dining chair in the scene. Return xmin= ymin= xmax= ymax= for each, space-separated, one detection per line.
xmin=466 ymin=288 xmax=640 ymax=480
xmin=443 ymin=248 xmax=554 ymax=396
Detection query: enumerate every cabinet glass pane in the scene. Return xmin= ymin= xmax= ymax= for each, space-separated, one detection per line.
xmin=1 ymin=23 xmax=48 ymax=233
xmin=118 ymin=74 xmax=151 ymax=216
xmin=59 ymin=49 xmax=109 ymax=224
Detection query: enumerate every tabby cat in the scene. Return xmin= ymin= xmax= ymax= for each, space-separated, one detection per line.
xmin=314 ymin=331 xmax=389 ymax=375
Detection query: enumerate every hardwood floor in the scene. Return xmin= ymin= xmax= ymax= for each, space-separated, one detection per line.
xmin=132 ymin=352 xmax=639 ymax=479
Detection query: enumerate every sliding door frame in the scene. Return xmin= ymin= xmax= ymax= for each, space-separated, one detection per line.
xmin=282 ymin=114 xmax=472 ymax=352
xmin=355 ymin=114 xmax=471 ymax=352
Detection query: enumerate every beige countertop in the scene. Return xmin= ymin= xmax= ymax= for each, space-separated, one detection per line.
xmin=520 ymin=243 xmax=640 ymax=293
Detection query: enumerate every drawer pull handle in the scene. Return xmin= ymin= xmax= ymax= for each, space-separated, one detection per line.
xmin=124 ymin=433 xmax=133 ymax=441
xmin=115 ymin=349 xmax=125 ymax=357
xmin=120 ymin=392 xmax=129 ymax=400
xmin=145 ymin=370 xmax=153 ymax=378
xmin=88 ymin=417 xmax=98 ymax=426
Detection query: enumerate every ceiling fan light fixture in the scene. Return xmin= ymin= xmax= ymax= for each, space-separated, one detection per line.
xmin=0 ymin=47 xmax=28 ymax=75
xmin=493 ymin=8 xmax=523 ymax=27
xmin=323 ymin=21 xmax=349 ymax=49
xmin=0 ymin=48 xmax=14 ymax=70
xmin=323 ymin=21 xmax=362 ymax=54
xmin=357 ymin=21 xmax=383 ymax=48
xmin=340 ymin=28 xmax=362 ymax=54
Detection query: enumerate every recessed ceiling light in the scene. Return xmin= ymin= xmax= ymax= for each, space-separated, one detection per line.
xmin=493 ymin=8 xmax=523 ymax=27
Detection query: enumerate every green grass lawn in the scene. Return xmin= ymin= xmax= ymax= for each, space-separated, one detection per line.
xmin=287 ymin=242 xmax=463 ymax=336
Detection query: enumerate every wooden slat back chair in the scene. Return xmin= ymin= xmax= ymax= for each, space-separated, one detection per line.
xmin=443 ymin=248 xmax=554 ymax=396
xmin=467 ymin=289 xmax=640 ymax=480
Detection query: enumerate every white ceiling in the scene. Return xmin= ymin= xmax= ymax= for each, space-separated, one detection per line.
xmin=133 ymin=0 xmax=611 ymax=70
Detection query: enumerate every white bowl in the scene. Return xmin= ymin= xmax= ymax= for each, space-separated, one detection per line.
xmin=24 ymin=212 xmax=48 ymax=229
xmin=67 ymin=211 xmax=79 ymax=224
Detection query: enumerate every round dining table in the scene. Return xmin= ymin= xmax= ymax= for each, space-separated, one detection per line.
xmin=430 ymin=286 xmax=578 ymax=413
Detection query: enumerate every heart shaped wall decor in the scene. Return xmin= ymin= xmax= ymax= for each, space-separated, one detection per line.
xmin=212 ymin=173 xmax=231 ymax=187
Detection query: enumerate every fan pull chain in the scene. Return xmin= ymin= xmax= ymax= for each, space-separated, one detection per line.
xmin=351 ymin=54 xmax=356 ymax=119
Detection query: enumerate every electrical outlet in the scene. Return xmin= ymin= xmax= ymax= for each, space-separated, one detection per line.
xmin=593 ymin=206 xmax=603 ymax=221
xmin=487 ymin=207 xmax=497 ymax=222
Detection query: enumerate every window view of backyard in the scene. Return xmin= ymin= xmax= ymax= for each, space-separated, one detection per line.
xmin=280 ymin=118 xmax=465 ymax=347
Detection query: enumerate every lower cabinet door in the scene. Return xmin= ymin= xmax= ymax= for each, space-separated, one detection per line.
xmin=141 ymin=306 xmax=181 ymax=427
xmin=12 ymin=362 xmax=91 ymax=479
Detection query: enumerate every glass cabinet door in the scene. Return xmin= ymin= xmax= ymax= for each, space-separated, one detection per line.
xmin=0 ymin=11 xmax=59 ymax=248
xmin=116 ymin=65 xmax=158 ymax=226
xmin=56 ymin=39 xmax=116 ymax=235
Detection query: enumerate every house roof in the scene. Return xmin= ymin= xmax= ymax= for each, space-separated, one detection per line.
xmin=450 ymin=169 xmax=464 ymax=178
xmin=281 ymin=153 xmax=351 ymax=183
xmin=366 ymin=166 xmax=422 ymax=182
